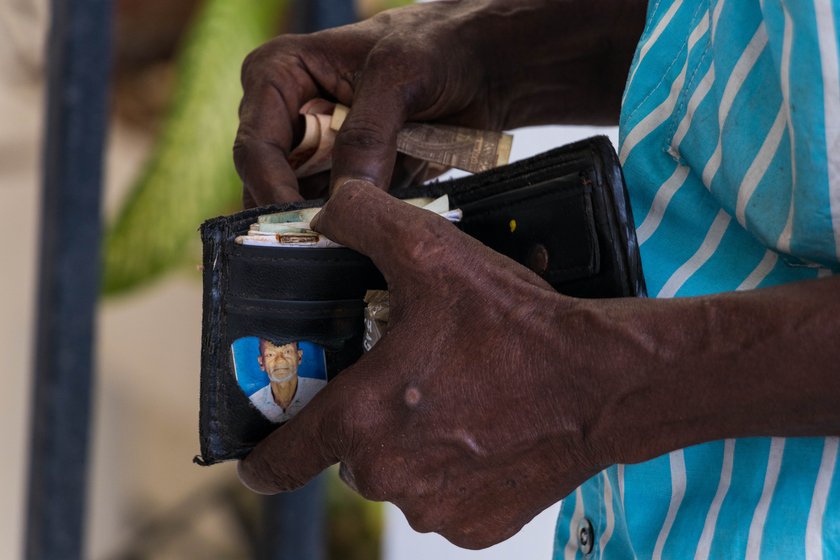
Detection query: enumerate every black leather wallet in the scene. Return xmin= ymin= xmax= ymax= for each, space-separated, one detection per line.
xmin=196 ymin=135 xmax=646 ymax=465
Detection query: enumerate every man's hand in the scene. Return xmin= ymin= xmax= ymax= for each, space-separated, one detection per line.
xmin=234 ymin=0 xmax=647 ymax=206
xmin=237 ymin=182 xmax=612 ymax=549
xmin=238 ymin=182 xmax=840 ymax=549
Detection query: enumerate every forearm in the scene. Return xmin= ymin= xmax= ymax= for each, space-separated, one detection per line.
xmin=454 ymin=0 xmax=648 ymax=127
xmin=558 ymin=276 xmax=840 ymax=464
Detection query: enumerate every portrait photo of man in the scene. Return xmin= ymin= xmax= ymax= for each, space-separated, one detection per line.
xmin=231 ymin=337 xmax=328 ymax=424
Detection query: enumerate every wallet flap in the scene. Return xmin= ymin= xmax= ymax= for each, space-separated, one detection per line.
xmin=458 ymin=173 xmax=599 ymax=285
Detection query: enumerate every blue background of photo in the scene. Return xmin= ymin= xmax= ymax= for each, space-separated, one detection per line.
xmin=232 ymin=338 xmax=327 ymax=397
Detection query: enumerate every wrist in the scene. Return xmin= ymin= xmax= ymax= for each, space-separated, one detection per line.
xmin=575 ymin=280 xmax=840 ymax=465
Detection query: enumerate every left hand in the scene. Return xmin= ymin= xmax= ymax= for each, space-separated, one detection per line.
xmin=237 ymin=181 xmax=615 ymax=549
xmin=233 ymin=0 xmax=646 ymax=206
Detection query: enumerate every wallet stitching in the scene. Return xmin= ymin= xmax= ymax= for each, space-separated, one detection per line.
xmin=226 ymin=304 xmax=359 ymax=312
xmin=450 ymin=163 xmax=586 ymax=203
xmin=225 ymin=304 xmax=362 ymax=315
xmin=227 ymin=254 xmax=369 ymax=264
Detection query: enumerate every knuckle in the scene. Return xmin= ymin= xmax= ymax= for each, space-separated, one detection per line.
xmin=400 ymin=218 xmax=455 ymax=276
xmin=402 ymin=504 xmax=447 ymax=534
xmin=334 ymin=120 xmax=391 ymax=153
xmin=364 ymin=35 xmax=438 ymax=106
xmin=232 ymin=131 xmax=288 ymax=175
xmin=241 ymin=36 xmax=305 ymax=87
xmin=240 ymin=44 xmax=270 ymax=85
xmin=366 ymin=36 xmax=411 ymax=67
xmin=232 ymin=130 xmax=254 ymax=174
xmin=369 ymin=9 xmax=394 ymax=28
xmin=365 ymin=66 xmax=423 ymax=110
xmin=368 ymin=32 xmax=433 ymax=74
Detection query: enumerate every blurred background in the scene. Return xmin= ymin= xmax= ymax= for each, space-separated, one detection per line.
xmin=0 ymin=0 xmax=615 ymax=557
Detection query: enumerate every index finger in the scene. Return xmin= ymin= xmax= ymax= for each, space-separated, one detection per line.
xmin=234 ymin=46 xmax=320 ymax=205
xmin=328 ymin=37 xmax=422 ymax=192
xmin=311 ymin=180 xmax=460 ymax=281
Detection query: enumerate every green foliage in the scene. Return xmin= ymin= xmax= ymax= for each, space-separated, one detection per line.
xmin=377 ymin=0 xmax=413 ymax=9
xmin=102 ymin=0 xmax=286 ymax=296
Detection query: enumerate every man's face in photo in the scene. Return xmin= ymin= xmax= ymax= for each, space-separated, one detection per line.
xmin=258 ymin=340 xmax=303 ymax=382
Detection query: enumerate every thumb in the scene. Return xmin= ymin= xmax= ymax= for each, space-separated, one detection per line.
xmin=311 ymin=180 xmax=456 ymax=282
xmin=329 ymin=46 xmax=414 ymax=191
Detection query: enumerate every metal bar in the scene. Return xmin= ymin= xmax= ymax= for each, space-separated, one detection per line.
xmin=24 ymin=0 xmax=112 ymax=556
xmin=260 ymin=476 xmax=327 ymax=560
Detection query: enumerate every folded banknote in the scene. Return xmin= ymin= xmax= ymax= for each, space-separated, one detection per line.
xmin=234 ymin=195 xmax=463 ymax=248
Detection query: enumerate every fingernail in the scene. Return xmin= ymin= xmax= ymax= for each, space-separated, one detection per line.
xmin=309 ymin=208 xmax=325 ymax=231
xmin=236 ymin=460 xmax=263 ymax=494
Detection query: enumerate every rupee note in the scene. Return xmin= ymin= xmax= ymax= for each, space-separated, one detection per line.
xmin=287 ymin=101 xmax=513 ymax=178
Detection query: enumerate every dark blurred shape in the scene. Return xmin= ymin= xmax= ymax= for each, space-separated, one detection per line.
xmin=112 ymin=0 xmax=202 ymax=132
xmin=25 ymin=0 xmax=113 ymax=558
xmin=291 ymin=0 xmax=357 ymax=32
xmin=115 ymin=0 xmax=203 ymax=68
xmin=326 ymin=469 xmax=382 ymax=560
xmin=106 ymin=480 xmax=260 ymax=560
xmin=101 ymin=467 xmax=379 ymax=559
xmin=112 ymin=61 xmax=176 ymax=133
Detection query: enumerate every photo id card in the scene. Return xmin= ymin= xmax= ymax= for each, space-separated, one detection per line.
xmin=231 ymin=337 xmax=328 ymax=424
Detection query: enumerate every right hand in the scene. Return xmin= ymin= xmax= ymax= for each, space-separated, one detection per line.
xmin=234 ymin=0 xmax=646 ymax=206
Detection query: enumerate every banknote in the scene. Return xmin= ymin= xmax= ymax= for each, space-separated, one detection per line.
xmin=257 ymin=208 xmax=322 ymax=225
xmin=287 ymin=101 xmax=513 ymax=178
xmin=235 ymin=195 xmax=462 ymax=248
xmin=287 ymin=112 xmax=335 ymax=178
xmin=331 ymin=104 xmax=512 ymax=174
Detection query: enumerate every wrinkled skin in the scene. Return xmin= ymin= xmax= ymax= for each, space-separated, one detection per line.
xmin=234 ymin=0 xmax=645 ymax=205
xmin=237 ymin=186 xmax=840 ymax=549
xmin=234 ymin=0 xmax=840 ymax=550
xmin=239 ymin=183 xmax=615 ymax=548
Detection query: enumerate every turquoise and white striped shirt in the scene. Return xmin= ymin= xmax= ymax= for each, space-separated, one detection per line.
xmin=555 ymin=0 xmax=840 ymax=557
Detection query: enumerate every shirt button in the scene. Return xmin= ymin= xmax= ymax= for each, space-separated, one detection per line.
xmin=578 ymin=518 xmax=594 ymax=555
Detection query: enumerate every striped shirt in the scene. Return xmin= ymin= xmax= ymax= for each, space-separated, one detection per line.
xmin=554 ymin=0 xmax=840 ymax=558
